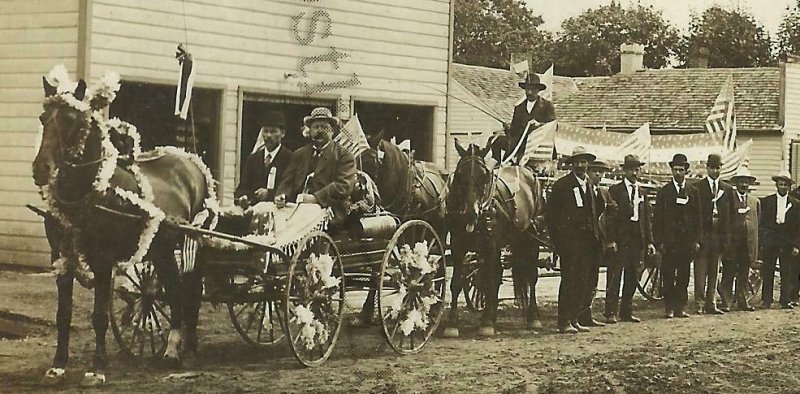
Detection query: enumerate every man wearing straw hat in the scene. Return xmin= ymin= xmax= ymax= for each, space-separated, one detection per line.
xmin=234 ymin=110 xmax=293 ymax=207
xmin=605 ymin=154 xmax=655 ymax=324
xmin=653 ymin=153 xmax=702 ymax=318
xmin=758 ymin=170 xmax=800 ymax=309
xmin=690 ymin=153 xmax=731 ymax=315
xmin=275 ymin=107 xmax=356 ymax=225
xmin=718 ymin=164 xmax=760 ymax=312
xmin=503 ymin=72 xmax=556 ymax=164
xmin=576 ymin=159 xmax=616 ymax=327
xmin=545 ymin=146 xmax=601 ymax=334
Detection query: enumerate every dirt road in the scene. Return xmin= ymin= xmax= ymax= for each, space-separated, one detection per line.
xmin=1 ymin=269 xmax=799 ymax=393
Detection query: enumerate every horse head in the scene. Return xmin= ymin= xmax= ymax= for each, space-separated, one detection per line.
xmin=33 ymin=75 xmax=91 ymax=187
xmin=449 ymin=138 xmax=492 ymax=233
xmin=359 ymin=129 xmax=387 ymax=180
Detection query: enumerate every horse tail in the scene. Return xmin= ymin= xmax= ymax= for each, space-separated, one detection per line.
xmin=510 ymin=258 xmax=529 ymax=310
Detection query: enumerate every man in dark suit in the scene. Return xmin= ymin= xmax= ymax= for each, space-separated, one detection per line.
xmin=653 ymin=153 xmax=702 ymax=318
xmin=275 ymin=107 xmax=356 ymax=225
xmin=545 ymin=146 xmax=601 ymax=334
xmin=576 ymin=160 xmax=615 ymax=327
xmin=503 ymin=73 xmax=556 ymax=164
xmin=234 ymin=110 xmax=293 ymax=207
xmin=718 ymin=165 xmax=760 ymax=311
xmin=690 ymin=154 xmax=730 ymax=315
xmin=758 ymin=170 xmax=799 ymax=309
xmin=606 ymin=155 xmax=655 ymax=324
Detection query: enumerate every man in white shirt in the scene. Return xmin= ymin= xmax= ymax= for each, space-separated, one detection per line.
xmin=758 ymin=170 xmax=800 ymax=309
xmin=234 ymin=110 xmax=293 ymax=207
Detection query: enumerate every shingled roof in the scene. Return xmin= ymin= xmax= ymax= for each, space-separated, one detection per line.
xmin=556 ymin=67 xmax=781 ymax=133
xmin=451 ymin=63 xmax=579 ymax=121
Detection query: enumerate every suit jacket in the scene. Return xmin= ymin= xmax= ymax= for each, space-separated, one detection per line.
xmin=507 ymin=97 xmax=556 ymax=153
xmin=594 ymin=185 xmax=617 ymax=246
xmin=691 ymin=177 xmax=733 ymax=244
xmin=608 ymin=181 xmax=653 ymax=248
xmin=234 ymin=146 xmax=292 ymax=202
xmin=720 ymin=192 xmax=760 ymax=262
xmin=758 ymin=193 xmax=800 ymax=255
xmin=545 ymin=172 xmax=600 ymax=254
xmin=653 ymin=180 xmax=702 ymax=249
xmin=276 ymin=141 xmax=356 ymax=221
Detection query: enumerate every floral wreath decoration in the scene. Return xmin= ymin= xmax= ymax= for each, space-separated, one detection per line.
xmin=291 ymin=253 xmax=341 ymax=350
xmin=386 ymin=241 xmax=442 ymax=336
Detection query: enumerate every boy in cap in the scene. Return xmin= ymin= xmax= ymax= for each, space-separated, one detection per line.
xmin=606 ymin=155 xmax=655 ymax=323
xmin=653 ymin=153 xmax=702 ymax=318
xmin=758 ymin=170 xmax=799 ymax=309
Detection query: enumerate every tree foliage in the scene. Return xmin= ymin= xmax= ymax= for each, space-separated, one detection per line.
xmin=677 ymin=6 xmax=774 ymax=68
xmin=551 ymin=1 xmax=679 ymax=77
xmin=777 ymin=0 xmax=800 ymax=58
xmin=452 ymin=0 xmax=553 ymax=71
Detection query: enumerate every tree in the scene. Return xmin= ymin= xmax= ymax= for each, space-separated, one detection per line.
xmin=777 ymin=1 xmax=800 ymax=58
xmin=677 ymin=6 xmax=774 ymax=68
xmin=551 ymin=1 xmax=679 ymax=77
xmin=453 ymin=0 xmax=553 ymax=71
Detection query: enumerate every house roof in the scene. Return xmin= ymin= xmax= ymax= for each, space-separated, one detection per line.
xmin=555 ymin=67 xmax=781 ymax=132
xmin=451 ymin=63 xmax=579 ymax=121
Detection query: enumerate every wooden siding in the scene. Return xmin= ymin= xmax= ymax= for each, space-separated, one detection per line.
xmin=784 ymin=61 xmax=800 ymax=180
xmin=445 ymin=80 xmax=501 ymax=169
xmin=0 ymin=0 xmax=80 ymax=267
xmin=741 ymin=132 xmax=783 ymax=198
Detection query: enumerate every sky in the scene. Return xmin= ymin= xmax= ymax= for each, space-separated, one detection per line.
xmin=524 ymin=0 xmax=796 ymax=35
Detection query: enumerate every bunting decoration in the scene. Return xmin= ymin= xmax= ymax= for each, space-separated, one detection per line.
xmin=334 ymin=113 xmax=370 ymax=157
xmin=705 ymin=74 xmax=736 ymax=150
xmin=174 ymin=44 xmax=196 ymax=120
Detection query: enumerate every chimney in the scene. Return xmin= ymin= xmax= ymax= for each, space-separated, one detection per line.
xmin=619 ymin=43 xmax=645 ymax=75
xmin=688 ymin=46 xmax=709 ymax=68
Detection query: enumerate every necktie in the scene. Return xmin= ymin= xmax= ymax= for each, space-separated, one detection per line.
xmin=630 ymin=185 xmax=636 ymax=204
xmin=678 ymin=184 xmax=685 ymax=197
xmin=264 ymin=153 xmax=272 ymax=169
xmin=711 ymin=181 xmax=717 ymax=199
xmin=311 ymin=148 xmax=321 ymax=169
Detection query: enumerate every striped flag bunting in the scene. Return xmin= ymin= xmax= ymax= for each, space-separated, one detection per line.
xmin=517 ymin=120 xmax=557 ymax=163
xmin=705 ymin=74 xmax=736 ymax=150
xmin=334 ymin=113 xmax=370 ymax=157
xmin=174 ymin=44 xmax=196 ymax=120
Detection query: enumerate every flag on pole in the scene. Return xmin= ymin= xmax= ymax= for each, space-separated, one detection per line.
xmin=615 ymin=123 xmax=651 ymax=159
xmin=334 ymin=113 xmax=370 ymax=157
xmin=719 ymin=139 xmax=753 ymax=179
xmin=539 ymin=64 xmax=554 ymax=101
xmin=516 ymin=121 xmax=557 ymax=163
xmin=174 ymin=44 xmax=196 ymax=120
xmin=705 ymin=74 xmax=736 ymax=150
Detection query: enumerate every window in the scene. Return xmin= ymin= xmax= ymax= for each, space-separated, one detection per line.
xmin=353 ymin=101 xmax=435 ymax=161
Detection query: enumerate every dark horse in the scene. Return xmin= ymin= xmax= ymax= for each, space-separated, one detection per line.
xmin=446 ymin=139 xmax=546 ymax=336
xmin=354 ymin=132 xmax=448 ymax=324
xmin=32 ymin=74 xmax=212 ymax=385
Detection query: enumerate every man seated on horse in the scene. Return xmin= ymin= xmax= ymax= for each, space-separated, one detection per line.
xmin=274 ymin=107 xmax=357 ymax=226
xmin=234 ymin=110 xmax=292 ymax=207
xmin=493 ymin=72 xmax=556 ymax=164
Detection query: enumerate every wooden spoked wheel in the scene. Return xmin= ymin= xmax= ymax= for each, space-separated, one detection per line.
xmin=109 ymin=260 xmax=170 ymax=358
xmin=378 ymin=220 xmax=447 ymax=355
xmin=284 ymin=231 xmax=345 ymax=367
xmin=462 ymin=252 xmax=485 ymax=312
xmin=228 ymin=249 xmax=288 ymax=348
xmin=637 ymin=266 xmax=664 ymax=301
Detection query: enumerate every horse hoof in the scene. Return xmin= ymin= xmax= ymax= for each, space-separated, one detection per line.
xmin=181 ymin=351 xmax=199 ymax=370
xmin=477 ymin=326 xmax=495 ymax=337
xmin=351 ymin=316 xmax=372 ymax=328
xmin=80 ymin=372 xmax=106 ymax=387
xmin=441 ymin=327 xmax=460 ymax=338
xmin=162 ymin=355 xmax=182 ymax=370
xmin=527 ymin=320 xmax=543 ymax=330
xmin=41 ymin=368 xmax=65 ymax=385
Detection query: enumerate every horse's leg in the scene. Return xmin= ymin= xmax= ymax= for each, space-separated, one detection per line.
xmin=43 ymin=274 xmax=74 ymax=382
xmin=152 ymin=244 xmax=183 ymax=364
xmin=478 ymin=243 xmax=501 ymax=337
xmin=180 ymin=268 xmax=202 ymax=368
xmin=443 ymin=237 xmax=464 ymax=338
xmin=354 ymin=284 xmax=377 ymax=327
xmin=81 ymin=264 xmax=112 ymax=387
xmin=527 ymin=240 xmax=542 ymax=330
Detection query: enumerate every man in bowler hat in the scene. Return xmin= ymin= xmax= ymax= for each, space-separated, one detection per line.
xmin=545 ymin=146 xmax=601 ymax=333
xmin=234 ymin=110 xmax=293 ymax=207
xmin=653 ymin=153 xmax=702 ymax=318
xmin=690 ymin=153 xmax=731 ymax=314
xmin=502 ymin=73 xmax=556 ymax=164
xmin=606 ymin=154 xmax=655 ymax=323
xmin=758 ymin=170 xmax=799 ymax=309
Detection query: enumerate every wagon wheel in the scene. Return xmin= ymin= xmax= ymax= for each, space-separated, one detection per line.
xmin=378 ymin=220 xmax=447 ymax=355
xmin=462 ymin=252 xmax=485 ymax=312
xmin=746 ymin=265 xmax=762 ymax=303
xmin=284 ymin=231 xmax=345 ymax=367
xmin=109 ymin=260 xmax=170 ymax=358
xmin=228 ymin=249 xmax=289 ymax=347
xmin=637 ymin=266 xmax=664 ymax=301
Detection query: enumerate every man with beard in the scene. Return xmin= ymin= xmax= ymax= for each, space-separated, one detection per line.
xmin=690 ymin=154 xmax=730 ymax=315
xmin=275 ymin=107 xmax=356 ymax=226
xmin=545 ymin=146 xmax=601 ymax=334
xmin=606 ymin=154 xmax=655 ymax=323
xmin=759 ymin=170 xmax=800 ymax=309
xmin=501 ymin=73 xmax=556 ymax=164
xmin=653 ymin=153 xmax=701 ymax=318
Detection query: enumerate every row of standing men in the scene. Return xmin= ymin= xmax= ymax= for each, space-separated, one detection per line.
xmin=546 ymin=147 xmax=800 ymax=334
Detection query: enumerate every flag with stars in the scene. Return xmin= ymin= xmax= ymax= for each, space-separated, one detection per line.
xmin=334 ymin=113 xmax=369 ymax=157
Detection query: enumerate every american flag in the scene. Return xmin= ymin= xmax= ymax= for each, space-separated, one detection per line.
xmin=705 ymin=75 xmax=736 ymax=150
xmin=552 ymin=122 xmax=628 ymax=162
xmin=334 ymin=113 xmax=370 ymax=157
xmin=517 ymin=120 xmax=557 ymax=163
xmin=614 ymin=123 xmax=651 ymax=159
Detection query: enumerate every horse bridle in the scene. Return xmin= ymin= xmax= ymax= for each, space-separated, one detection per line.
xmin=40 ymin=104 xmax=110 ymax=169
xmin=451 ymin=152 xmax=497 ymax=216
